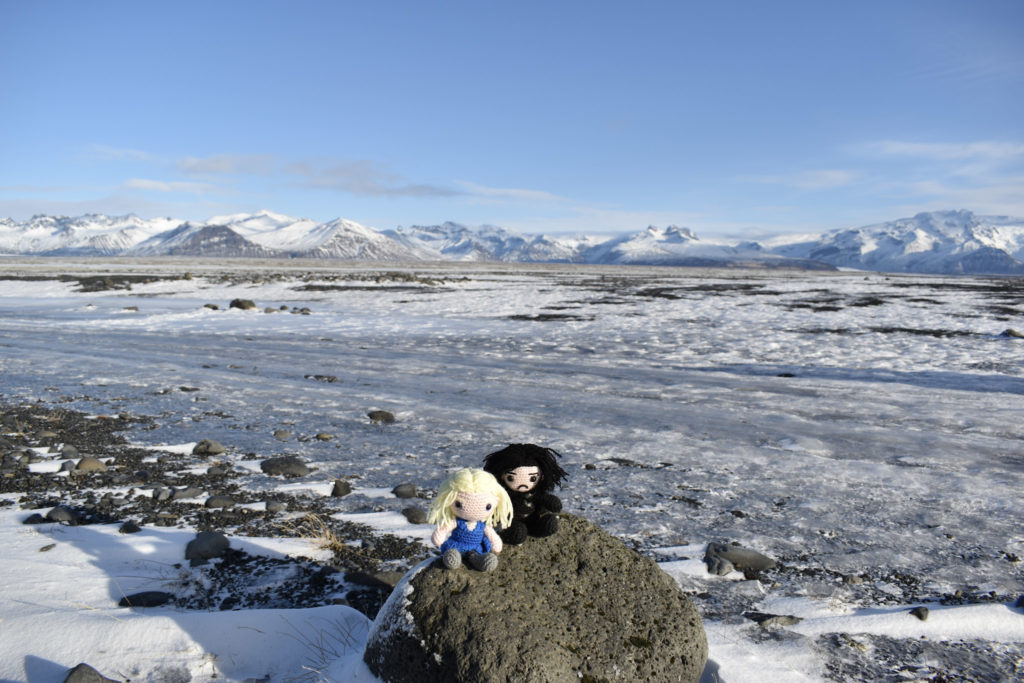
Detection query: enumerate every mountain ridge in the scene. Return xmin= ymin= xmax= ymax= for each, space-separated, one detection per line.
xmin=2 ymin=209 xmax=1022 ymax=274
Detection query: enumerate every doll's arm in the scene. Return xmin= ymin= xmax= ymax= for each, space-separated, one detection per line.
xmin=484 ymin=525 xmax=503 ymax=554
xmin=537 ymin=492 xmax=562 ymax=513
xmin=431 ymin=520 xmax=456 ymax=548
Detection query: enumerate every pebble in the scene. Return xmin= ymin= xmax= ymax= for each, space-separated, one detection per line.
xmin=266 ymin=500 xmax=287 ymax=513
xmin=392 ymin=483 xmax=417 ymax=499
xmin=193 ymin=439 xmax=226 ymax=456
xmin=75 ymin=457 xmax=107 ymax=472
xmin=367 ymin=410 xmax=396 ymax=424
xmin=185 ymin=530 xmax=230 ymax=564
xmin=910 ymin=606 xmax=929 ymax=621
xmin=273 ymin=429 xmax=292 ymax=441
xmin=64 ymin=662 xmax=119 ymax=683
xmin=172 ymin=486 xmax=205 ymax=500
xmin=47 ymin=506 xmax=80 ymax=524
xmin=401 ymin=506 xmax=427 ymax=524
xmin=260 ymin=456 xmax=310 ymax=477
xmin=205 ymin=495 xmax=236 ymax=509
xmin=331 ymin=479 xmax=352 ymax=497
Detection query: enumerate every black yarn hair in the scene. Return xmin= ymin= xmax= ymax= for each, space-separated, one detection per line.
xmin=482 ymin=443 xmax=568 ymax=492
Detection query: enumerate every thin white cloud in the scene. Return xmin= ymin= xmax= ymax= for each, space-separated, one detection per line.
xmin=456 ymin=181 xmax=567 ymax=203
xmin=741 ymin=169 xmax=859 ymax=190
xmin=287 ymin=160 xmax=460 ymax=198
xmin=177 ymin=154 xmax=275 ymax=175
xmin=88 ymin=144 xmax=156 ymax=162
xmin=864 ymin=140 xmax=1024 ymax=160
xmin=123 ymin=178 xmax=222 ymax=194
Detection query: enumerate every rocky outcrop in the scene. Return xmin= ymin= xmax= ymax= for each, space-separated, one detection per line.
xmin=364 ymin=513 xmax=707 ymax=682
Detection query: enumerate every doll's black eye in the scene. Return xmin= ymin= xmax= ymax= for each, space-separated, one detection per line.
xmin=486 ymin=504 xmax=493 ymax=511
xmin=454 ymin=501 xmax=462 ymax=509
xmin=529 ymin=475 xmax=539 ymax=482
xmin=504 ymin=474 xmax=514 ymax=482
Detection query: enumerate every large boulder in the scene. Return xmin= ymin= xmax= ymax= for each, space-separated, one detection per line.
xmin=364 ymin=513 xmax=707 ymax=682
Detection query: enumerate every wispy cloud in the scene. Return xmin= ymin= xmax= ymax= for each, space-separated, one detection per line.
xmin=741 ymin=169 xmax=859 ymax=190
xmin=456 ymin=181 xmax=566 ymax=203
xmin=123 ymin=178 xmax=222 ymax=194
xmin=286 ymin=160 xmax=460 ymax=198
xmin=177 ymin=154 xmax=276 ymax=175
xmin=863 ymin=140 xmax=1024 ymax=160
xmin=87 ymin=144 xmax=156 ymax=162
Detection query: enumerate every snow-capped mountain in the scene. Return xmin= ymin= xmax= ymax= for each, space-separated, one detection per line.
xmin=2 ymin=209 xmax=1021 ymax=274
xmin=584 ymin=225 xmax=836 ymax=270
xmin=384 ymin=222 xmax=589 ymax=262
xmin=770 ymin=210 xmax=1024 ymax=274
xmin=0 ymin=214 xmax=179 ymax=255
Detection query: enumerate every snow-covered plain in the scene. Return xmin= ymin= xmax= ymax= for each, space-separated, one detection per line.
xmin=0 ymin=259 xmax=1022 ymax=682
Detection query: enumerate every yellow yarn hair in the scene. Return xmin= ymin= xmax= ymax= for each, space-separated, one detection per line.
xmin=427 ymin=467 xmax=513 ymax=529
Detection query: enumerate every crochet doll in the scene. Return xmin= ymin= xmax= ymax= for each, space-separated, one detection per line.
xmin=427 ymin=468 xmax=513 ymax=572
xmin=482 ymin=443 xmax=568 ymax=545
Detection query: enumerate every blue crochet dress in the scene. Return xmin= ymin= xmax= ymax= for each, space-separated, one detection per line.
xmin=440 ymin=518 xmax=492 ymax=554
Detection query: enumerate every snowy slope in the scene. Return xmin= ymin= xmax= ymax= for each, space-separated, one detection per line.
xmin=585 ymin=225 xmax=836 ymax=270
xmin=0 ymin=214 xmax=181 ymax=255
xmin=384 ymin=222 xmax=587 ymax=262
xmin=771 ymin=210 xmax=1024 ymax=274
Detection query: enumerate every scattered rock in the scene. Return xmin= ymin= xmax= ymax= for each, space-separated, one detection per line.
xmin=229 ymin=298 xmax=256 ymax=310
xmin=119 ymin=521 xmax=141 ymax=534
xmin=185 ymin=530 xmax=230 ymax=565
xmin=266 ymin=500 xmax=287 ymax=513
xmin=315 ymin=432 xmax=334 ymax=441
xmin=119 ymin=591 xmax=174 ymax=608
xmin=367 ymin=410 xmax=396 ymax=424
xmin=153 ymin=487 xmax=174 ymax=502
xmin=47 ymin=506 xmax=80 ymax=524
xmin=204 ymin=303 xmax=219 ymax=310
xmin=392 ymin=483 xmax=417 ymax=499
xmin=744 ymin=611 xmax=802 ymax=627
xmin=75 ymin=457 xmax=107 ymax=472
xmin=704 ymin=541 xmax=776 ymax=576
xmin=273 ymin=429 xmax=292 ymax=441
xmin=172 ymin=486 xmax=205 ymax=500
xmin=401 ymin=506 xmax=427 ymax=525
xmin=22 ymin=513 xmax=47 ymax=524
xmin=61 ymin=444 xmax=80 ymax=457
xmin=364 ymin=514 xmax=707 ymax=683
xmin=910 ymin=606 xmax=930 ymax=621
xmin=1000 ymin=328 xmax=1024 ymax=338
xmin=193 ymin=439 xmax=226 ymax=456
xmin=331 ymin=479 xmax=353 ymax=497
xmin=843 ymin=574 xmax=865 ymax=585
xmin=305 ymin=375 xmax=339 ymax=383
xmin=205 ymin=495 xmax=236 ymax=509
xmin=1015 ymin=595 xmax=1024 ymax=609
xmin=260 ymin=456 xmax=310 ymax=477
xmin=64 ymin=662 xmax=119 ymax=683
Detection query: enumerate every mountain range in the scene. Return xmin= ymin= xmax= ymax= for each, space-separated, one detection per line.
xmin=2 ymin=209 xmax=1023 ymax=275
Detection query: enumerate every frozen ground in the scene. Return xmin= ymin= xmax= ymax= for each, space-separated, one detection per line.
xmin=0 ymin=259 xmax=1022 ymax=682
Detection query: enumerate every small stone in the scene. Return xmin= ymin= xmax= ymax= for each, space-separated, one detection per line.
xmin=260 ymin=456 xmax=310 ymax=477
xmin=47 ymin=506 xmax=80 ymax=524
xmin=401 ymin=506 xmax=427 ymax=524
xmin=204 ymin=303 xmax=219 ymax=310
xmin=61 ymin=444 xmax=80 ymax=457
xmin=315 ymin=433 xmax=334 ymax=441
xmin=392 ymin=483 xmax=417 ymax=499
xmin=207 ymin=465 xmax=228 ymax=476
xmin=22 ymin=513 xmax=47 ymax=524
xmin=60 ymin=460 xmax=76 ymax=472
xmin=75 ymin=457 xmax=107 ymax=472
xmin=910 ymin=606 xmax=929 ymax=621
xmin=64 ymin=662 xmax=119 ymax=683
xmin=119 ymin=591 xmax=174 ymax=608
xmin=185 ymin=530 xmax=230 ymax=564
xmin=229 ymin=298 xmax=256 ymax=310
xmin=1014 ymin=595 xmax=1024 ymax=609
xmin=193 ymin=439 xmax=226 ymax=456
xmin=266 ymin=500 xmax=287 ymax=513
xmin=331 ymin=479 xmax=352 ymax=497
xmin=36 ymin=430 xmax=59 ymax=441
xmin=273 ymin=429 xmax=292 ymax=441
xmin=172 ymin=486 xmax=205 ymax=500
xmin=205 ymin=495 xmax=236 ymax=509
xmin=745 ymin=611 xmax=802 ymax=627
xmin=119 ymin=521 xmax=142 ymax=534
xmin=367 ymin=410 xmax=396 ymax=424
xmin=1000 ymin=328 xmax=1024 ymax=338
xmin=153 ymin=487 xmax=173 ymax=502
xmin=843 ymin=574 xmax=865 ymax=585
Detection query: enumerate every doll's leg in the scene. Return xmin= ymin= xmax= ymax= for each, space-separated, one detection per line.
xmin=442 ymin=548 xmax=463 ymax=570
xmin=527 ymin=513 xmax=559 ymax=537
xmin=499 ymin=520 xmax=528 ymax=545
xmin=465 ymin=551 xmax=498 ymax=572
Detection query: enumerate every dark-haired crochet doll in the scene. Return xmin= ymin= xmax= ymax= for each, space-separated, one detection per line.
xmin=482 ymin=443 xmax=568 ymax=545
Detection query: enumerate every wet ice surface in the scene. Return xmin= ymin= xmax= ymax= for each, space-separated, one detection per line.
xmin=1 ymin=260 xmax=1022 ymax=681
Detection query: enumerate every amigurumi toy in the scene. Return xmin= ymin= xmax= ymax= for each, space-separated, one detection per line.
xmin=482 ymin=443 xmax=568 ymax=545
xmin=427 ymin=468 xmax=513 ymax=572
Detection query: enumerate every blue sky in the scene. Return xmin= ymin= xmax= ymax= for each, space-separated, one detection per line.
xmin=2 ymin=1 xmax=1022 ymax=239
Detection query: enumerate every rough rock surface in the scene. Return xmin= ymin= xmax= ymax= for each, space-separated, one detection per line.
xmin=364 ymin=513 xmax=707 ymax=682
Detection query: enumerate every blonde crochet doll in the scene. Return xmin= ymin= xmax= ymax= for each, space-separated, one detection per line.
xmin=428 ymin=468 xmax=513 ymax=572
